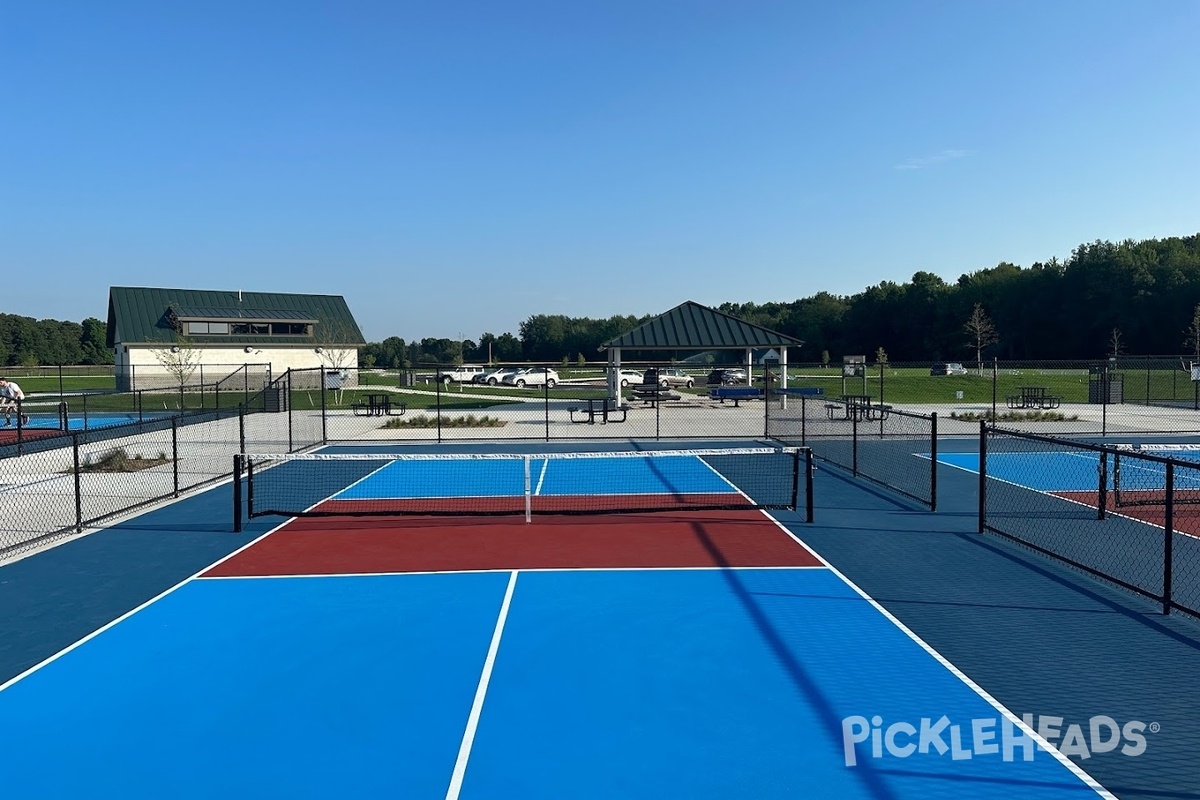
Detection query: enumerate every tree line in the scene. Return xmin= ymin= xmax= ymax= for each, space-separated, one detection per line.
xmin=365 ymin=233 xmax=1200 ymax=366
xmin=11 ymin=233 xmax=1200 ymax=368
xmin=0 ymin=314 xmax=111 ymax=367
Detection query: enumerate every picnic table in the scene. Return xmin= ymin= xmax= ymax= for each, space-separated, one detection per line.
xmin=569 ymin=397 xmax=629 ymax=424
xmin=353 ymin=393 xmax=406 ymax=417
xmin=629 ymin=385 xmax=680 ymax=407
xmin=1006 ymin=386 xmax=1062 ymax=410
xmin=825 ymin=395 xmax=891 ymax=421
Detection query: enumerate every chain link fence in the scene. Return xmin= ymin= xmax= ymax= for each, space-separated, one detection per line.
xmin=980 ymin=424 xmax=1200 ymax=617
xmin=765 ymin=392 xmax=938 ymax=509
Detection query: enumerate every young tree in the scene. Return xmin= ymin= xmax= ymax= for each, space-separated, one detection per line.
xmin=874 ymin=347 xmax=888 ymax=365
xmin=821 ymin=350 xmax=830 ymax=369
xmin=152 ymin=337 xmax=202 ymax=392
xmin=1107 ymin=328 xmax=1125 ymax=359
xmin=964 ymin=303 xmax=998 ymax=375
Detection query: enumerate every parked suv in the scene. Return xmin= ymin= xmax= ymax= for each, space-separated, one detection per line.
xmin=643 ymin=367 xmax=695 ymax=388
xmin=930 ymin=362 xmax=967 ymax=376
xmin=436 ymin=365 xmax=486 ymax=384
xmin=502 ymin=367 xmax=559 ymax=388
xmin=705 ymin=368 xmax=745 ymax=386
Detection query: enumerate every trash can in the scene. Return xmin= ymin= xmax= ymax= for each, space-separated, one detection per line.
xmin=1088 ymin=369 xmax=1123 ymax=404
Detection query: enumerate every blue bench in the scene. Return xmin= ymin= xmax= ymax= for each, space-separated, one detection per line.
xmin=710 ymin=387 xmax=764 ymax=407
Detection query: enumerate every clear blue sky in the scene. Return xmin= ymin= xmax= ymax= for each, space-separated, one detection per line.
xmin=3 ymin=1 xmax=1198 ymax=342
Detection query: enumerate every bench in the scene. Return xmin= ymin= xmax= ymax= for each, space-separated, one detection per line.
xmin=709 ymin=387 xmax=764 ymax=407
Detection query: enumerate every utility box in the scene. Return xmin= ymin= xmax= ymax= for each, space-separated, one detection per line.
xmin=264 ymin=387 xmax=288 ymax=413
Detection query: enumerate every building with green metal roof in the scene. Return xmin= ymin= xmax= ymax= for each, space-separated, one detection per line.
xmin=106 ymin=287 xmax=365 ymax=390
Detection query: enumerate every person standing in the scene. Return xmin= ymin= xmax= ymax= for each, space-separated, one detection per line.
xmin=0 ymin=377 xmax=29 ymax=426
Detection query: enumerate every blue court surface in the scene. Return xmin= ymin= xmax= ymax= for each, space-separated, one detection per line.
xmin=0 ymin=447 xmax=1115 ymax=798
xmin=0 ymin=568 xmax=1108 ymax=799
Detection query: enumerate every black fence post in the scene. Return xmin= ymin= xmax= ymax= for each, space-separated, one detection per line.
xmin=15 ymin=398 xmax=23 ymax=455
xmin=233 ymin=454 xmax=243 ymax=533
xmin=137 ymin=390 xmax=143 ymax=423
xmin=544 ymin=379 xmax=550 ymax=442
xmin=239 ymin=405 xmax=246 ymax=454
xmin=1097 ymin=451 xmax=1108 ymax=521
xmin=978 ymin=421 xmax=988 ymax=533
xmin=879 ymin=361 xmax=885 ymax=405
xmin=851 ymin=411 xmax=858 ymax=476
xmin=991 ymin=359 xmax=998 ymax=420
xmin=58 ymin=364 xmax=64 ymax=404
xmin=320 ymin=368 xmax=328 ymax=445
xmin=171 ymin=417 xmax=179 ymax=497
xmin=805 ymin=448 xmax=815 ymax=523
xmin=801 ymin=394 xmax=807 ymax=445
xmin=287 ymin=371 xmax=294 ymax=453
xmin=436 ymin=376 xmax=442 ymax=444
xmin=73 ymin=433 xmax=83 ymax=532
xmin=930 ymin=412 xmax=938 ymax=512
xmin=1164 ymin=462 xmax=1174 ymax=615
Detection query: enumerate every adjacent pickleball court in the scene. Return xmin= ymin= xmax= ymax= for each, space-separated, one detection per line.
xmin=0 ymin=447 xmax=1113 ymax=798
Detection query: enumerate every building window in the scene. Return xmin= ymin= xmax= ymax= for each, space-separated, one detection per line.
xmin=185 ymin=320 xmax=309 ymax=336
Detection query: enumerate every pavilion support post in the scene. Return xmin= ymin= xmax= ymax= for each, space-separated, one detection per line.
xmin=780 ymin=346 xmax=789 ymax=410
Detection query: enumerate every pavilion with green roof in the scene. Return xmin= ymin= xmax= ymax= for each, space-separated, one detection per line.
xmin=600 ymin=301 xmax=804 ymax=400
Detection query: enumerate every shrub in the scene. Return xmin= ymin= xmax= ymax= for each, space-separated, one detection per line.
xmin=383 ymin=414 xmax=506 ymax=429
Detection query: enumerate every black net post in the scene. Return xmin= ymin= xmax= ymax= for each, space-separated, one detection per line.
xmin=930 ymin=412 xmax=938 ymax=512
xmin=978 ymin=421 xmax=987 ymax=533
xmin=790 ymin=448 xmax=800 ymax=510
xmin=805 ymin=448 xmax=815 ymax=523
xmin=171 ymin=417 xmax=179 ymax=497
xmin=1164 ymin=462 xmax=1174 ymax=615
xmin=1097 ymin=452 xmax=1108 ymax=521
xmin=233 ymin=455 xmax=244 ymax=533
xmin=247 ymin=458 xmax=255 ymax=518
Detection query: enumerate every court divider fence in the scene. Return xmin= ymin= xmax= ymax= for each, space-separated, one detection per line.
xmin=0 ymin=370 xmax=319 ymax=560
xmin=765 ymin=393 xmax=938 ymax=510
xmin=979 ymin=423 xmax=1200 ymax=617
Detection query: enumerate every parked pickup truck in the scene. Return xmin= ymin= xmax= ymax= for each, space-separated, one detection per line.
xmin=435 ymin=365 xmax=487 ymax=384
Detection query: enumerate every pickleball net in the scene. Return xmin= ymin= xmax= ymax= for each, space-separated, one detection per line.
xmin=233 ymin=447 xmax=813 ymax=528
xmin=1113 ymin=444 xmax=1200 ymax=508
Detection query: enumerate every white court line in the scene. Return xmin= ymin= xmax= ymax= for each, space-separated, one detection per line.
xmin=760 ymin=509 xmax=1115 ymax=798
xmin=534 ymin=459 xmax=549 ymax=496
xmin=445 ymin=569 xmax=518 ymax=800
xmin=0 ymin=512 xmax=303 ymax=695
xmin=199 ymin=564 xmax=828 ymax=581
